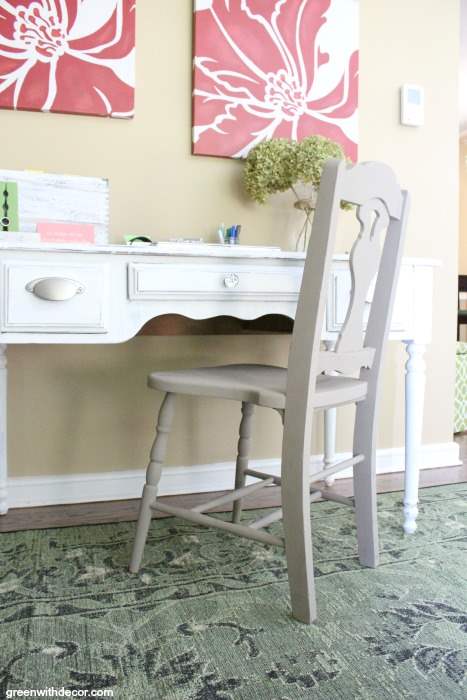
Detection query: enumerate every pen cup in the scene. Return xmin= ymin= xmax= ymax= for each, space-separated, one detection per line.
xmin=228 ymin=225 xmax=241 ymax=244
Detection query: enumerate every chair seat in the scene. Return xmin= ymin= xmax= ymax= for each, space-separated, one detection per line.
xmin=148 ymin=364 xmax=368 ymax=410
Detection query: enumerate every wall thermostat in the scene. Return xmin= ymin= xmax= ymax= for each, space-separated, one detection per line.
xmin=400 ymin=84 xmax=424 ymax=126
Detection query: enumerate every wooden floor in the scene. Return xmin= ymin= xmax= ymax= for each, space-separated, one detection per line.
xmin=1 ymin=434 xmax=466 ymax=533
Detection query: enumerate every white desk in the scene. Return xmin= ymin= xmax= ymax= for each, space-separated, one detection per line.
xmin=0 ymin=242 xmax=438 ymax=533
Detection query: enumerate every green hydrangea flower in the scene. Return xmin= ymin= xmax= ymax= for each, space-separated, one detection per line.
xmin=243 ymin=136 xmax=350 ymax=208
xmin=243 ymin=138 xmax=297 ymax=204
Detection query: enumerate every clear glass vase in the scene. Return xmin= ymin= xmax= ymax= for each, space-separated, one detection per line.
xmin=292 ymin=183 xmax=317 ymax=252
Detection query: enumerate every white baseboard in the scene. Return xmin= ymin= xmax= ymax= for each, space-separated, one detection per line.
xmin=6 ymin=441 xmax=460 ymax=510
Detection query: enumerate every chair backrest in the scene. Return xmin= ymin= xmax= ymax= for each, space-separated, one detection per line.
xmin=285 ymin=159 xmax=410 ymax=435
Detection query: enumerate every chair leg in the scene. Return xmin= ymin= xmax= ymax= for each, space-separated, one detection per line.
xmin=129 ymin=392 xmax=175 ymax=573
xmin=353 ymin=400 xmax=379 ymax=568
xmin=232 ymin=402 xmax=255 ymax=523
xmin=281 ymin=412 xmax=317 ymax=624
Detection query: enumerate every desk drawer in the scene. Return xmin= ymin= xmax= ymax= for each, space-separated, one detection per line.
xmin=326 ymin=267 xmax=411 ymax=334
xmin=1 ymin=262 xmax=109 ymax=333
xmin=128 ymin=262 xmax=301 ymax=301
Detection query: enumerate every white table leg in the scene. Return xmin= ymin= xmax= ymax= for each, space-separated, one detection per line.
xmin=323 ymin=340 xmax=337 ymax=485
xmin=403 ymin=341 xmax=426 ymax=534
xmin=0 ymin=344 xmax=7 ymax=515
xmin=323 ymin=407 xmax=337 ymax=486
xmin=324 ymin=408 xmax=337 ymax=465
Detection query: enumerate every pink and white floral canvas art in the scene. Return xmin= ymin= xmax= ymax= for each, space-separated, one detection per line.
xmin=192 ymin=0 xmax=358 ymax=159
xmin=0 ymin=1 xmax=135 ymax=118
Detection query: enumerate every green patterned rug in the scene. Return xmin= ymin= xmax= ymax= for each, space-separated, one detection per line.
xmin=1 ymin=484 xmax=466 ymax=699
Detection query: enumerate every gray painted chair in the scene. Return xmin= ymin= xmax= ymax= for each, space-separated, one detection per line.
xmin=129 ymin=159 xmax=410 ymax=624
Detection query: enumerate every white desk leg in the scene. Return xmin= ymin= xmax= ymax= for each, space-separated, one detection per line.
xmin=324 ymin=407 xmax=337 ymax=487
xmin=324 ymin=409 xmax=337 ymax=464
xmin=323 ymin=340 xmax=337 ymax=486
xmin=403 ymin=341 xmax=426 ymax=534
xmin=0 ymin=344 xmax=7 ymax=515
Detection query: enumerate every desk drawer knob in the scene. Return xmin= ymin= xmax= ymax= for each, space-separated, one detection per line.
xmin=25 ymin=277 xmax=85 ymax=301
xmin=223 ymin=273 xmax=240 ymax=289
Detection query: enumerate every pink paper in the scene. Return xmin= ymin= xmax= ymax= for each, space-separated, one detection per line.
xmin=37 ymin=222 xmax=95 ymax=244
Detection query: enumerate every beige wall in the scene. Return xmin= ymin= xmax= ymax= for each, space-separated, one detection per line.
xmin=2 ymin=0 xmax=459 ymax=478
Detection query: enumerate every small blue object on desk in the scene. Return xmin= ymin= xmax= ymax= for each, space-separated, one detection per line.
xmin=218 ymin=223 xmax=241 ymax=245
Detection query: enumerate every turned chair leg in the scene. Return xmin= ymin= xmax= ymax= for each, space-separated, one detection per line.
xmin=129 ymin=392 xmax=175 ymax=573
xmin=353 ymin=400 xmax=379 ymax=567
xmin=232 ymin=402 xmax=255 ymax=523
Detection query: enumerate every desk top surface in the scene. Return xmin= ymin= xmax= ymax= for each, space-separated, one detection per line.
xmin=0 ymin=241 xmax=304 ymax=259
xmin=0 ymin=241 xmax=439 ymax=266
